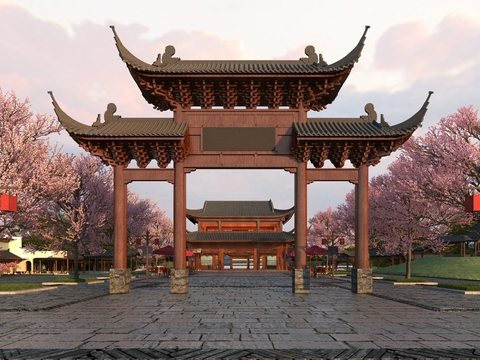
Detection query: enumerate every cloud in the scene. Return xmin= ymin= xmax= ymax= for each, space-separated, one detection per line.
xmin=374 ymin=15 xmax=480 ymax=80
xmin=0 ymin=5 xmax=246 ymax=124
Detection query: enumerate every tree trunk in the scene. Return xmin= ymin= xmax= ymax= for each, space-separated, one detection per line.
xmin=73 ymin=241 xmax=79 ymax=281
xmin=405 ymin=243 xmax=412 ymax=279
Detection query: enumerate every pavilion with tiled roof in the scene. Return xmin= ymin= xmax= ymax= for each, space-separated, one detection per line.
xmin=186 ymin=201 xmax=294 ymax=271
xmin=51 ymin=25 xmax=431 ymax=295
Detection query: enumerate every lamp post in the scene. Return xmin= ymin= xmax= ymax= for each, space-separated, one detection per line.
xmin=136 ymin=221 xmax=160 ymax=280
xmin=322 ymin=233 xmax=344 ymax=280
xmin=145 ymin=230 xmax=150 ymax=280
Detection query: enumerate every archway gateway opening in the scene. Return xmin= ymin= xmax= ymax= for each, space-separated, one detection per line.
xmin=50 ymin=25 xmax=431 ymax=295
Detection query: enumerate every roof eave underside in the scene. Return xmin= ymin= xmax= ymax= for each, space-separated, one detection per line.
xmin=186 ymin=231 xmax=295 ymax=242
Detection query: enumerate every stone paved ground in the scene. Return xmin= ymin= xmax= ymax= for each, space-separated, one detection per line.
xmin=0 ymin=271 xmax=480 ymax=359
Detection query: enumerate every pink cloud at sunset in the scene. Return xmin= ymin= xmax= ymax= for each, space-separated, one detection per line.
xmin=374 ymin=15 xmax=480 ymax=81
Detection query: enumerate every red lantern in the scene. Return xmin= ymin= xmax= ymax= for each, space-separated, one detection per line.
xmin=339 ymin=238 xmax=345 ymax=245
xmin=321 ymin=238 xmax=327 ymax=245
xmin=465 ymin=195 xmax=480 ymax=212
xmin=136 ymin=238 xmax=142 ymax=246
xmin=0 ymin=194 xmax=17 ymax=212
xmin=153 ymin=238 xmax=159 ymax=245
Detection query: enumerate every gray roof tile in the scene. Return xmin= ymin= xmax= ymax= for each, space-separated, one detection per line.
xmin=297 ymin=92 xmax=433 ymax=138
xmin=49 ymin=92 xmax=187 ymax=137
xmin=186 ymin=200 xmax=294 ymax=220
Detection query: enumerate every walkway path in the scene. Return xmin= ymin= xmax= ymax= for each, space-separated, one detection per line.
xmin=0 ymin=271 xmax=479 ymax=359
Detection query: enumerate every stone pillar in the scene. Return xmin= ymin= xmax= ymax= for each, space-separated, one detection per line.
xmin=351 ymin=268 xmax=373 ymax=294
xmin=292 ymin=268 xmax=310 ymax=294
xmin=352 ymin=164 xmax=372 ymax=293
xmin=111 ymin=165 xmax=129 ymax=294
xmin=172 ymin=161 xmax=188 ymax=294
xmin=293 ymin=161 xmax=309 ymax=293
xmin=170 ymin=269 xmax=188 ymax=294
xmin=110 ymin=268 xmax=131 ymax=294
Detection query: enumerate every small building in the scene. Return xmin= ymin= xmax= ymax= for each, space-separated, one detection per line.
xmin=1 ymin=237 xmax=73 ymax=274
xmin=83 ymin=250 xmax=140 ymax=272
xmin=0 ymin=240 xmax=23 ymax=274
xmin=441 ymin=228 xmax=480 ymax=257
xmin=186 ymin=200 xmax=294 ymax=270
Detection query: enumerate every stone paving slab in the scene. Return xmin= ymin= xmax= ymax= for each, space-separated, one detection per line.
xmin=1 ymin=271 xmax=480 ymax=358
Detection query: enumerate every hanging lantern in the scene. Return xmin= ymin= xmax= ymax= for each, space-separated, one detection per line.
xmin=321 ymin=238 xmax=327 ymax=245
xmin=153 ymin=238 xmax=160 ymax=245
xmin=0 ymin=194 xmax=17 ymax=212
xmin=136 ymin=238 xmax=142 ymax=246
xmin=465 ymin=195 xmax=480 ymax=212
xmin=339 ymin=238 xmax=345 ymax=245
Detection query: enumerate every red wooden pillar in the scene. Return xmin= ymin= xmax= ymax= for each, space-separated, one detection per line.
xmin=173 ymin=161 xmax=186 ymax=270
xmin=218 ymin=248 xmax=225 ymax=270
xmin=253 ymin=248 xmax=259 ymax=270
xmin=113 ymin=165 xmax=127 ymax=269
xmin=356 ymin=164 xmax=369 ymax=269
xmin=295 ymin=161 xmax=307 ymax=269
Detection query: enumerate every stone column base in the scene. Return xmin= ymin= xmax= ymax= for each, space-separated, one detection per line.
xmin=109 ymin=268 xmax=131 ymax=294
xmin=351 ymin=268 xmax=373 ymax=294
xmin=292 ymin=268 xmax=310 ymax=294
xmin=171 ymin=269 xmax=189 ymax=294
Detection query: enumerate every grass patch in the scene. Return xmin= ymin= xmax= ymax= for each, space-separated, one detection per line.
xmin=373 ymin=257 xmax=480 ymax=280
xmin=382 ymin=277 xmax=426 ymax=283
xmin=438 ymin=284 xmax=480 ymax=291
xmin=0 ymin=284 xmax=44 ymax=291
xmin=53 ymin=277 xmax=98 ymax=283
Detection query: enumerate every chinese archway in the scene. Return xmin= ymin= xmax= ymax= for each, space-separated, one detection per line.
xmin=50 ymin=25 xmax=431 ymax=294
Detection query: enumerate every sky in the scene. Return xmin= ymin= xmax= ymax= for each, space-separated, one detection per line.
xmin=2 ymin=1 xmax=480 ymax=231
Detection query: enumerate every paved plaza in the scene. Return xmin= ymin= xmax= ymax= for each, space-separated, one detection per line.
xmin=1 ymin=271 xmax=480 ymax=359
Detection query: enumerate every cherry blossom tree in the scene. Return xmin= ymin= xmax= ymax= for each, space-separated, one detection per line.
xmin=403 ymin=106 xmax=480 ymax=209
xmin=127 ymin=192 xmax=173 ymax=248
xmin=0 ymin=88 xmax=77 ymax=238
xmin=25 ymin=154 xmax=114 ymax=280
xmin=308 ymin=207 xmax=336 ymax=247
xmin=369 ymin=113 xmax=475 ymax=278
xmin=333 ymin=190 xmax=356 ymax=246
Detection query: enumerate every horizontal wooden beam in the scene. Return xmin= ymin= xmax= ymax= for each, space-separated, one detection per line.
xmin=307 ymin=168 xmax=358 ymax=184
xmin=124 ymin=168 xmax=174 ymax=184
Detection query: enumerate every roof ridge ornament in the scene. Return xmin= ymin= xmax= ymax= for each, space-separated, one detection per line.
xmin=360 ymin=103 xmax=391 ymax=127
xmin=360 ymin=103 xmax=377 ymax=122
xmin=93 ymin=103 xmax=121 ymax=126
xmin=153 ymin=45 xmax=181 ymax=67
xmin=300 ymin=45 xmax=328 ymax=67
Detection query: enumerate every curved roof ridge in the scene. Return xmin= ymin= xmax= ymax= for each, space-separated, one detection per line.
xmin=297 ymin=92 xmax=433 ymax=138
xmin=390 ymin=91 xmax=433 ymax=132
xmin=48 ymin=91 xmax=92 ymax=134
xmin=321 ymin=25 xmax=370 ymax=71
xmin=49 ymin=92 xmax=187 ymax=137
xmin=110 ymin=25 xmax=157 ymax=72
xmin=111 ymin=25 xmax=368 ymax=74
